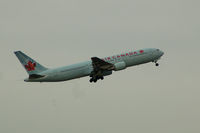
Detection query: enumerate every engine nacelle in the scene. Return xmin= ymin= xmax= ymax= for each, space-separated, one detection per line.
xmin=102 ymin=70 xmax=112 ymax=76
xmin=114 ymin=62 xmax=126 ymax=71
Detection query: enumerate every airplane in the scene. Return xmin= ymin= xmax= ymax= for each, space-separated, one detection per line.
xmin=14 ymin=48 xmax=164 ymax=83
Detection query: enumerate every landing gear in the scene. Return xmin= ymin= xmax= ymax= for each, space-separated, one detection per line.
xmin=89 ymin=69 xmax=107 ymax=83
xmin=89 ymin=76 xmax=104 ymax=83
xmin=155 ymin=63 xmax=159 ymax=66
xmin=153 ymin=60 xmax=159 ymax=67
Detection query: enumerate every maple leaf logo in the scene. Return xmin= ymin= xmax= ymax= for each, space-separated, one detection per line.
xmin=24 ymin=61 xmax=36 ymax=71
xmin=139 ymin=50 xmax=144 ymax=53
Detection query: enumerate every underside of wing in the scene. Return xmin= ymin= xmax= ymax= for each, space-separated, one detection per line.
xmin=90 ymin=57 xmax=114 ymax=83
xmin=91 ymin=57 xmax=114 ymax=71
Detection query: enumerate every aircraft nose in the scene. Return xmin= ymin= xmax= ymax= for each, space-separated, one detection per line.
xmin=156 ymin=49 xmax=164 ymax=57
xmin=160 ymin=51 xmax=164 ymax=56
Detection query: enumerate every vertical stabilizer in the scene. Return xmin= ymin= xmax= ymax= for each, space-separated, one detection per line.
xmin=14 ymin=51 xmax=48 ymax=75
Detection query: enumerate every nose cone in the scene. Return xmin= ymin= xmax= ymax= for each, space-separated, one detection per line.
xmin=160 ymin=51 xmax=164 ymax=56
xmin=156 ymin=49 xmax=164 ymax=58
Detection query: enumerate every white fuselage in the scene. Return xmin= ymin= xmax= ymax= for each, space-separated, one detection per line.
xmin=25 ymin=48 xmax=164 ymax=82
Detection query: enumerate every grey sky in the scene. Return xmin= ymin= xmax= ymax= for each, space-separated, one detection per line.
xmin=0 ymin=0 xmax=200 ymax=133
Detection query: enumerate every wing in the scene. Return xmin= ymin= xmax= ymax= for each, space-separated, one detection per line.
xmin=91 ymin=57 xmax=114 ymax=71
xmin=90 ymin=57 xmax=114 ymax=82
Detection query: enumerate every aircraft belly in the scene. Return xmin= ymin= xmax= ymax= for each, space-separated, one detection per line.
xmin=65 ymin=70 xmax=88 ymax=80
xmin=56 ymin=66 xmax=91 ymax=81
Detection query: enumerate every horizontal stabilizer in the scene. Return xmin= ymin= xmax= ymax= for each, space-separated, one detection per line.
xmin=29 ymin=74 xmax=45 ymax=79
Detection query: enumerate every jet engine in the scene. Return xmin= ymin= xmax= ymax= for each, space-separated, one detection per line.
xmin=114 ymin=62 xmax=126 ymax=71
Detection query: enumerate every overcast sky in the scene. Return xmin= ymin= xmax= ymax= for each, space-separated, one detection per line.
xmin=0 ymin=0 xmax=200 ymax=133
